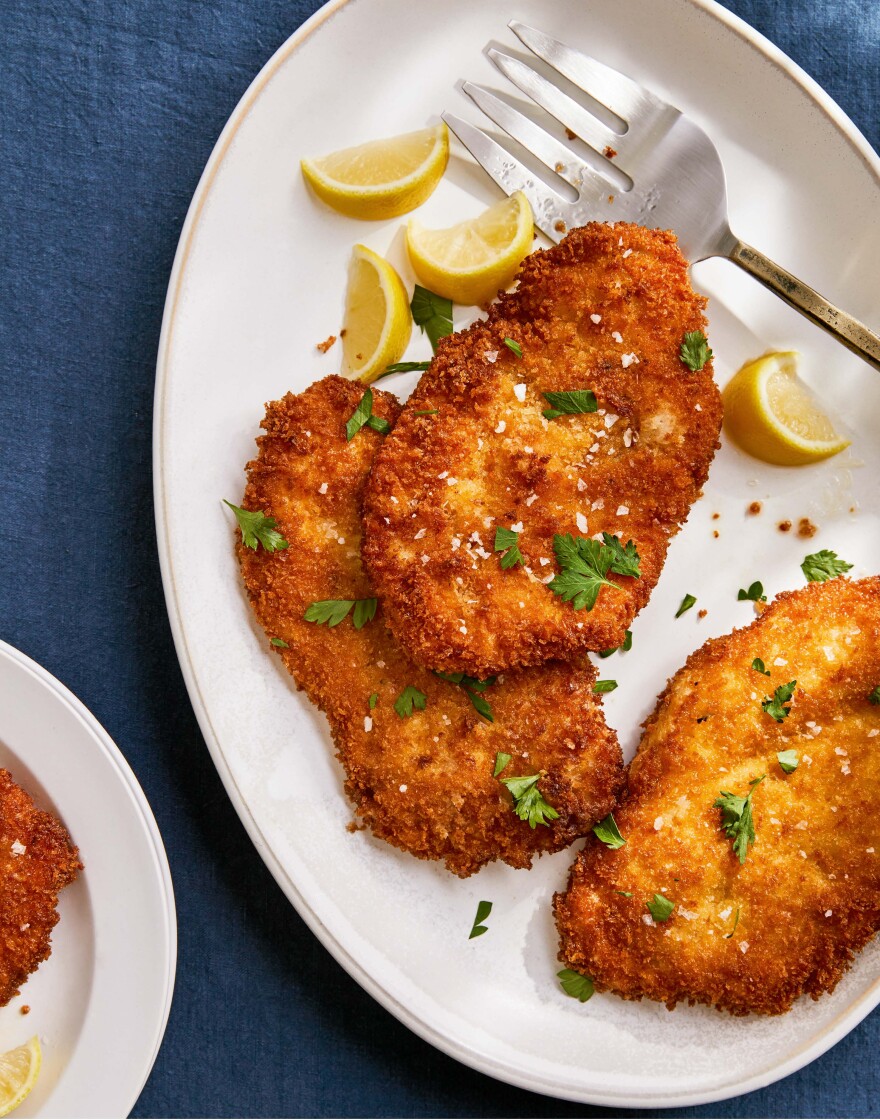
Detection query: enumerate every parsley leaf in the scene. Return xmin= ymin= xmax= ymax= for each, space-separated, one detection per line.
xmin=270 ymin=637 xmax=289 ymax=648
xmin=303 ymin=598 xmax=377 ymax=629
xmin=413 ymin=409 xmax=438 ymax=416
xmin=548 ymin=533 xmax=640 ymax=612
xmin=411 ymin=285 xmax=453 ymax=352
xmin=777 ymin=749 xmax=799 ymax=774
xmin=593 ymin=679 xmax=618 ymax=693
xmin=801 ymin=549 xmax=853 ymax=583
xmin=599 ymin=629 xmax=632 ymax=658
xmin=394 ymin=685 xmax=427 ymax=719
xmin=223 ymin=500 xmax=289 ymax=552
xmin=679 ymin=330 xmax=713 ymax=371
xmin=762 ymin=680 xmax=797 ymax=722
xmin=601 ymin=532 xmax=641 ymax=578
xmin=751 ymin=658 xmax=771 ymax=676
xmin=494 ymin=525 xmax=524 ymax=569
xmin=723 ymin=907 xmax=741 ymax=939
xmin=503 ymin=337 xmax=523 ymax=358
xmin=738 ymin=581 xmax=766 ymax=602
xmin=714 ymin=775 xmax=765 ymax=864
xmin=592 ymin=813 xmax=625 ymax=849
xmin=617 ymin=890 xmax=633 ymax=898
xmin=869 ymin=686 xmax=880 ymax=705
xmin=368 ymin=693 xmax=378 ymax=710
xmin=435 ymin=671 xmax=496 ymax=722
xmin=468 ymin=900 xmax=492 ymax=939
xmin=542 ymin=389 xmax=598 ymax=419
xmin=345 ymin=388 xmax=391 ymax=440
xmin=557 ymin=969 xmax=594 ymax=1002
xmin=493 ymin=752 xmax=512 ymax=778
xmin=647 ymin=893 xmax=675 ymax=922
xmin=376 ymin=360 xmax=432 ymax=377
xmin=676 ymin=593 xmax=697 ymax=618
xmin=499 ymin=772 xmax=560 ymax=829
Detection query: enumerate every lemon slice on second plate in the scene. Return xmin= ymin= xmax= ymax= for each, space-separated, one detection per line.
xmin=406 ymin=191 xmax=534 ymax=307
xmin=342 ymin=245 xmax=412 ymax=383
xmin=723 ymin=350 xmax=850 ymax=465
xmin=0 ymin=1036 xmax=41 ymax=1118
xmin=301 ymin=124 xmax=448 ymax=220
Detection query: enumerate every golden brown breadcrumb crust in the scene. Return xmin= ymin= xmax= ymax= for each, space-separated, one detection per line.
xmin=0 ymin=769 xmax=81 ymax=1006
xmin=555 ymin=577 xmax=880 ymax=1015
xmin=362 ymin=223 xmax=722 ymax=677
xmin=236 ymin=376 xmax=623 ymax=877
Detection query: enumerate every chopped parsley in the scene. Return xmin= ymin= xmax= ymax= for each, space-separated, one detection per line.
xmin=303 ymin=598 xmax=377 ymax=629
xmin=548 ymin=532 xmax=641 ymax=612
xmin=675 ymin=593 xmax=697 ymax=618
xmin=762 ymin=680 xmax=797 ymax=722
xmin=592 ymin=813 xmax=625 ymax=849
xmin=723 ymin=907 xmax=741 ymax=939
xmin=679 ymin=330 xmax=713 ymax=371
xmin=223 ymin=500 xmax=289 ymax=552
xmin=345 ymin=388 xmax=390 ymax=440
xmin=269 ymin=637 xmax=289 ymax=648
xmin=393 ymin=685 xmax=427 ymax=718
xmin=777 ymin=749 xmax=799 ymax=774
xmin=616 ymin=890 xmax=633 ymax=898
xmin=503 ymin=337 xmax=523 ymax=358
xmin=368 ymin=693 xmax=378 ymax=710
xmin=751 ymin=658 xmax=771 ymax=676
xmin=468 ymin=900 xmax=492 ymax=939
xmin=714 ymin=775 xmax=765 ymax=864
xmin=738 ymin=581 xmax=766 ymax=602
xmin=593 ymin=679 xmax=618 ymax=693
xmin=869 ymin=686 xmax=880 ymax=705
xmin=499 ymin=771 xmax=559 ymax=829
xmin=493 ymin=751 xmax=512 ymax=778
xmin=494 ymin=525 xmax=524 ymax=569
xmin=435 ymin=670 xmax=496 ymax=722
xmin=801 ymin=549 xmax=853 ymax=583
xmin=413 ymin=409 xmax=438 ymax=416
xmin=376 ymin=360 xmax=432 ymax=377
xmin=647 ymin=893 xmax=675 ymax=922
xmin=599 ymin=629 xmax=633 ymax=658
xmin=557 ymin=969 xmax=594 ymax=1002
xmin=411 ymin=285 xmax=453 ymax=351
xmin=542 ymin=389 xmax=598 ymax=419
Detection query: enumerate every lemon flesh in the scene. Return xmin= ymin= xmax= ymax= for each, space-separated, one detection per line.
xmin=406 ymin=192 xmax=534 ymax=307
xmin=723 ymin=350 xmax=850 ymax=466
xmin=301 ymin=124 xmax=448 ymax=220
xmin=0 ymin=1036 xmax=41 ymax=1118
xmin=342 ymin=245 xmax=412 ymax=383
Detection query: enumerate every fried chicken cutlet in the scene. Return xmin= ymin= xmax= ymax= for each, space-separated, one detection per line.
xmin=236 ymin=376 xmax=623 ymax=877
xmin=556 ymin=577 xmax=880 ymax=1016
xmin=0 ymin=769 xmax=81 ymax=1005
xmin=362 ymin=223 xmax=722 ymax=678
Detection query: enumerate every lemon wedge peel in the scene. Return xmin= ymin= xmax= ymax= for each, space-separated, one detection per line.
xmin=301 ymin=124 xmax=449 ymax=220
xmin=0 ymin=1036 xmax=41 ymax=1118
xmin=342 ymin=245 xmax=412 ymax=384
xmin=722 ymin=350 xmax=850 ymax=466
xmin=406 ymin=192 xmax=534 ymax=307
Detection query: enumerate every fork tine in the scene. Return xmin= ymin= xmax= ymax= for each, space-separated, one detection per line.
xmin=441 ymin=113 xmax=569 ymax=241
xmin=487 ymin=49 xmax=625 ymax=164
xmin=461 ymin=82 xmax=613 ymax=195
xmin=507 ymin=21 xmax=666 ymax=122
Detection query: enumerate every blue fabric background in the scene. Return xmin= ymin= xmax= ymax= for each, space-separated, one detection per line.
xmin=1 ymin=1 xmax=878 ymax=1116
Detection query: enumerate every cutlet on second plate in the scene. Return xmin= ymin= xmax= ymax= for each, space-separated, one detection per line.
xmin=555 ymin=577 xmax=880 ymax=1016
xmin=235 ymin=376 xmax=623 ymax=877
xmin=362 ymin=222 xmax=722 ymax=678
xmin=0 ymin=769 xmax=81 ymax=1006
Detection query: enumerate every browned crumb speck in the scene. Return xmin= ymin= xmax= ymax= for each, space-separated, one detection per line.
xmin=316 ymin=334 xmax=336 ymax=354
xmin=779 ymin=520 xmax=792 ymax=533
xmin=798 ymin=518 xmax=818 ymax=538
xmin=554 ymin=220 xmax=567 ymax=233
xmin=20 ymin=1005 xmax=29 ymax=1015
xmin=713 ymin=531 xmax=720 ymax=539
xmin=604 ymin=146 xmax=618 ymax=159
xmin=748 ymin=501 xmax=762 ymax=515
xmin=712 ymin=512 xmax=720 ymax=520
xmin=698 ymin=609 xmax=707 ymax=618
xmin=565 ymin=127 xmax=577 ymax=140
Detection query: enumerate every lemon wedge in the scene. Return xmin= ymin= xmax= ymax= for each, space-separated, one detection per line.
xmin=301 ymin=124 xmax=448 ymax=220
xmin=0 ymin=1037 xmax=41 ymax=1118
xmin=342 ymin=245 xmax=412 ymax=383
xmin=723 ymin=350 xmax=850 ymax=466
xmin=406 ymin=192 xmax=534 ymax=307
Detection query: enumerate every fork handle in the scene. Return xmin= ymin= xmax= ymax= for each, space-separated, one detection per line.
xmin=727 ymin=239 xmax=880 ymax=372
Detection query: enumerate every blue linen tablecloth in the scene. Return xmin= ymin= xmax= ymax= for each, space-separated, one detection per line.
xmin=2 ymin=1 xmax=878 ymax=1116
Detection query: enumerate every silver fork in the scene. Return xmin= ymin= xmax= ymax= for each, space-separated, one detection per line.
xmin=443 ymin=21 xmax=880 ymax=371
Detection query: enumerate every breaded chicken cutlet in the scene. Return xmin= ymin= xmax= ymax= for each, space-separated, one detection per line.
xmin=236 ymin=376 xmax=623 ymax=877
xmin=0 ymin=769 xmax=81 ymax=1005
xmin=362 ymin=223 xmax=722 ymax=678
xmin=555 ymin=577 xmax=880 ymax=1016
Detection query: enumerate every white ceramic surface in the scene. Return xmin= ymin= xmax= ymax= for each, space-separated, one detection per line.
xmin=0 ymin=642 xmax=176 ymax=1118
xmin=154 ymin=0 xmax=880 ymax=1106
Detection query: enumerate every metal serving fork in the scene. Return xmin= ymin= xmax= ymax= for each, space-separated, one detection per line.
xmin=443 ymin=21 xmax=880 ymax=371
